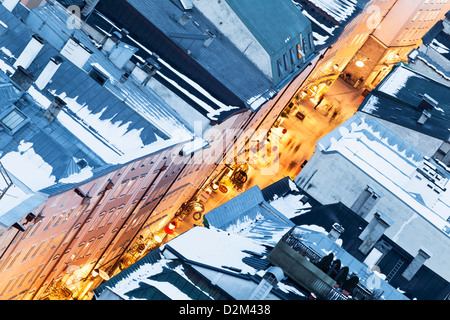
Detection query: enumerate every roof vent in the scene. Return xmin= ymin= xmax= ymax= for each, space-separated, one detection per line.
xmin=248 ymin=266 xmax=284 ymax=300
xmin=77 ymin=159 xmax=88 ymax=169
xmin=178 ymin=12 xmax=192 ymax=26
xmin=327 ymin=223 xmax=344 ymax=242
xmin=417 ymin=94 xmax=438 ymax=125
xmin=203 ymin=31 xmax=216 ymax=47
xmin=418 ymin=94 xmax=438 ymax=112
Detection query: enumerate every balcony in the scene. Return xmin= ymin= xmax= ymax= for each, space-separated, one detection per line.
xmin=268 ymin=227 xmax=381 ymax=300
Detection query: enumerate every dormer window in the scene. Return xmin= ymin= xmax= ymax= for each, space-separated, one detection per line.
xmin=0 ymin=108 xmax=28 ymax=134
xmin=89 ymin=63 xmax=110 ymax=86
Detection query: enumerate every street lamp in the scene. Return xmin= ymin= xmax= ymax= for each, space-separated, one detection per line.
xmin=355 ymin=60 xmax=364 ymax=68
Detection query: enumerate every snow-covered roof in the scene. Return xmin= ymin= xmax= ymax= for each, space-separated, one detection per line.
xmin=92 ymin=0 xmax=291 ymax=113
xmin=94 ymin=226 xmax=309 ymax=300
xmin=317 ymin=112 xmax=450 ymax=236
xmin=359 ymin=64 xmax=450 ymax=141
xmin=205 ymin=183 xmax=303 ymax=247
xmin=0 ymin=5 xmax=196 ymax=166
xmin=0 ymin=4 xmax=199 ymax=227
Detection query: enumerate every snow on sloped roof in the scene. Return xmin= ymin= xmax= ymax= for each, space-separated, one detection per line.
xmin=0 ymin=4 xmax=196 ymax=166
xmin=359 ymin=65 xmax=450 ymax=141
xmin=269 ymin=193 xmax=312 ymax=219
xmin=166 ymin=226 xmax=268 ymax=276
xmin=307 ymin=0 xmax=359 ymax=23
xmin=205 ymin=184 xmax=297 ymax=246
xmin=317 ymin=113 xmax=450 ymax=235
xmin=113 ymin=0 xmax=275 ymax=109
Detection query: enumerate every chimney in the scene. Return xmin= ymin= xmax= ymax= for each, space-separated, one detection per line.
xmin=2 ymin=0 xmax=20 ymax=12
xmin=327 ymin=223 xmax=344 ymax=242
xmin=35 ymin=56 xmax=64 ymax=90
xmin=43 ymin=96 xmax=67 ymax=123
xmin=13 ymin=35 xmax=46 ymax=70
xmin=10 ymin=66 xmax=36 ymax=91
xmin=358 ymin=212 xmax=393 ymax=255
xmin=102 ymin=31 xmax=122 ymax=55
xmin=363 ymin=240 xmax=392 ymax=268
xmin=417 ymin=94 xmax=438 ymax=125
xmin=115 ymin=72 xmax=130 ymax=90
xmin=402 ymin=246 xmax=432 ymax=281
xmin=0 ymin=20 xmax=8 ymax=36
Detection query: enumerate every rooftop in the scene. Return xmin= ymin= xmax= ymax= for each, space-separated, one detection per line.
xmin=316 ymin=112 xmax=450 ymax=236
xmin=291 ymin=202 xmax=450 ymax=300
xmin=94 ymin=226 xmax=309 ymax=300
xmin=359 ymin=64 xmax=450 ymax=142
xmin=0 ymin=4 xmax=196 ymax=165
xmin=91 ymin=0 xmax=318 ymax=113
xmin=0 ymin=3 xmax=200 ymax=227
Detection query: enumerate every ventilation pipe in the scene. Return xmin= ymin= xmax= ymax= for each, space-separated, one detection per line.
xmin=248 ymin=266 xmax=284 ymax=300
xmin=417 ymin=94 xmax=438 ymax=125
xmin=327 ymin=223 xmax=344 ymax=242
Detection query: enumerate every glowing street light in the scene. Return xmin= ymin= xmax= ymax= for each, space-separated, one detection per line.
xmin=154 ymin=234 xmax=163 ymax=243
xmin=355 ymin=60 xmax=365 ymax=68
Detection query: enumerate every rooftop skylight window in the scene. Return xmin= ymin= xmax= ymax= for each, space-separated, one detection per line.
xmin=0 ymin=108 xmax=28 ymax=133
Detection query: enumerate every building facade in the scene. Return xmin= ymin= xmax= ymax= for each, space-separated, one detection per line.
xmin=302 ymin=0 xmax=450 ymax=99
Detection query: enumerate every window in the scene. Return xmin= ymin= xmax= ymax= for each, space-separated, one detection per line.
xmin=277 ymin=59 xmax=284 ymax=77
xmin=283 ymin=54 xmax=289 ymax=71
xmin=289 ymin=48 xmax=296 ymax=65
xmin=1 ymin=109 xmax=27 ymax=132
xmin=89 ymin=65 xmax=109 ymax=86
xmin=297 ymin=44 xmax=304 ymax=60
xmin=309 ymin=33 xmax=314 ymax=50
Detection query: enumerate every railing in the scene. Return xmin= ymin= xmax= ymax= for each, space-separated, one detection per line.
xmin=282 ymin=229 xmax=377 ymax=300
xmin=283 ymin=232 xmax=322 ymax=263
xmin=325 ymin=287 xmax=349 ymax=300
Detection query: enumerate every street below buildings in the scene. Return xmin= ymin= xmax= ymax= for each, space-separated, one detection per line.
xmin=148 ymin=77 xmax=366 ymax=272
xmin=197 ymin=77 xmax=365 ymax=222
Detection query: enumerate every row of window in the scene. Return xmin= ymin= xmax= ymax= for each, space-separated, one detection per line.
xmin=411 ymin=9 xmax=443 ymax=23
xmin=276 ymin=33 xmax=313 ymax=78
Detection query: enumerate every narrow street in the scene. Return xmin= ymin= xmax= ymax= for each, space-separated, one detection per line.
xmin=197 ymin=77 xmax=366 ymax=220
